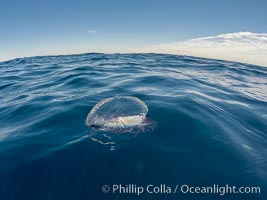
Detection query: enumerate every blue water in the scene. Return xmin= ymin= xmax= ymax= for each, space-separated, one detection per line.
xmin=0 ymin=53 xmax=266 ymax=200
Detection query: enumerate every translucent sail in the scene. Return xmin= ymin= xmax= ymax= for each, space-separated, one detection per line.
xmin=86 ymin=96 xmax=151 ymax=132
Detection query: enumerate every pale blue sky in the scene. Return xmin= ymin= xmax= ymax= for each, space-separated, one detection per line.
xmin=0 ymin=0 xmax=266 ymax=61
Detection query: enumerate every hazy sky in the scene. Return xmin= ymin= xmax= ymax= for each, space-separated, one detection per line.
xmin=1 ymin=0 xmax=267 ymax=63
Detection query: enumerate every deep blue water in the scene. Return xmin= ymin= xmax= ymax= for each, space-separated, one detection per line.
xmin=0 ymin=53 xmax=267 ymax=200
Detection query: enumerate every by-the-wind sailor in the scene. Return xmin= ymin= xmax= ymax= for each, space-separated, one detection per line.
xmin=86 ymin=96 xmax=156 ymax=133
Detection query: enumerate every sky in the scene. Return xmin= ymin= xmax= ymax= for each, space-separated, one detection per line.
xmin=0 ymin=0 xmax=267 ymax=65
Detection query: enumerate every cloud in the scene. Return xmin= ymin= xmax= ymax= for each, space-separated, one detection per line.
xmin=135 ymin=32 xmax=267 ymax=66
xmin=88 ymin=30 xmax=98 ymax=34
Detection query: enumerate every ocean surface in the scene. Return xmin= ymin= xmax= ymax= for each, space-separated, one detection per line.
xmin=0 ymin=53 xmax=266 ymax=200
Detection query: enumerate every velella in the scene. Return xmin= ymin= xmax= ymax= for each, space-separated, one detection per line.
xmin=86 ymin=96 xmax=156 ymax=133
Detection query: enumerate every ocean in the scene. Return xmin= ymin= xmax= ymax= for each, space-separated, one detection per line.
xmin=0 ymin=53 xmax=266 ymax=200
